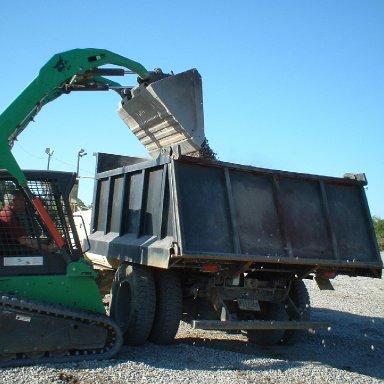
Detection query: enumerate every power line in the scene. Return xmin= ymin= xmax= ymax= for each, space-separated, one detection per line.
xmin=14 ymin=142 xmax=45 ymax=160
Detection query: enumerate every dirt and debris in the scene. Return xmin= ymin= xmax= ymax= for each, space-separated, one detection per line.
xmin=189 ymin=138 xmax=217 ymax=160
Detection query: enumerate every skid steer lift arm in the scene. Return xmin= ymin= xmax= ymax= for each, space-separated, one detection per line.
xmin=0 ymin=48 xmax=151 ymax=247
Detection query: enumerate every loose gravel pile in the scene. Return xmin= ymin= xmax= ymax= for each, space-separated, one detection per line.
xmin=1 ymin=275 xmax=383 ymax=384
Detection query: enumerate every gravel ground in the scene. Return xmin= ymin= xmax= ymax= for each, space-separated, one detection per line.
xmin=1 ymin=275 xmax=383 ymax=384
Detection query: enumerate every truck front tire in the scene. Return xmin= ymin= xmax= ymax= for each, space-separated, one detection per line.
xmin=109 ymin=263 xmax=156 ymax=345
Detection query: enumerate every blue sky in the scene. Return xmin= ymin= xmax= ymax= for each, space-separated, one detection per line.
xmin=0 ymin=1 xmax=383 ymax=217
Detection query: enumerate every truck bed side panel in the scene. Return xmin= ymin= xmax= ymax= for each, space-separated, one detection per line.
xmin=173 ymin=158 xmax=381 ymax=276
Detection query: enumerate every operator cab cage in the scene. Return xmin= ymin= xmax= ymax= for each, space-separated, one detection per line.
xmin=0 ymin=170 xmax=81 ymax=277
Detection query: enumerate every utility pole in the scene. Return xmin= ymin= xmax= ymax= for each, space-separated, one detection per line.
xmin=45 ymin=148 xmax=54 ymax=170
xmin=76 ymin=148 xmax=87 ymax=177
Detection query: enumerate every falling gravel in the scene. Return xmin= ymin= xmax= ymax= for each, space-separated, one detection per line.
xmin=1 ymin=275 xmax=383 ymax=384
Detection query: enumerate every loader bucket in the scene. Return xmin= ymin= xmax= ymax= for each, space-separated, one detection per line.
xmin=118 ymin=69 xmax=205 ymax=157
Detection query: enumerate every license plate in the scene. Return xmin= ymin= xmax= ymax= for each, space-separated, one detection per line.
xmin=237 ymin=299 xmax=260 ymax=311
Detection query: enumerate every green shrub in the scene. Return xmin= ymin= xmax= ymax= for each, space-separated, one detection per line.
xmin=372 ymin=216 xmax=384 ymax=251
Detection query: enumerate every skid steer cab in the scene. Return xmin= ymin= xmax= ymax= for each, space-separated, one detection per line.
xmin=0 ymin=171 xmax=80 ymax=275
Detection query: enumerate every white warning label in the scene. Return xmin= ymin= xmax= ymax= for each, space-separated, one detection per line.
xmin=16 ymin=314 xmax=32 ymax=322
xmin=4 ymin=256 xmax=44 ymax=267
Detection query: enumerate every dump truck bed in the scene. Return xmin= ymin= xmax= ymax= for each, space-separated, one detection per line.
xmin=88 ymin=153 xmax=382 ymax=278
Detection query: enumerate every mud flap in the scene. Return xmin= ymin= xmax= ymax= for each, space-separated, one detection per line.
xmin=118 ymin=69 xmax=205 ymax=157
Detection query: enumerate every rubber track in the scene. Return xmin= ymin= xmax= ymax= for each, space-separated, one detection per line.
xmin=0 ymin=294 xmax=123 ymax=368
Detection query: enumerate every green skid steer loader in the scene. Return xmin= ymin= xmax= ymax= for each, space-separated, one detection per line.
xmin=0 ymin=48 xmax=205 ymax=366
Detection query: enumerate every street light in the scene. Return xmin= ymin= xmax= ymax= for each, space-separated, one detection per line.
xmin=77 ymin=148 xmax=87 ymax=176
xmin=45 ymin=148 xmax=54 ymax=170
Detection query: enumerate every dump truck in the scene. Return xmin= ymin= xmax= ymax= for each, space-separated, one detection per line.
xmin=85 ymin=149 xmax=382 ymax=347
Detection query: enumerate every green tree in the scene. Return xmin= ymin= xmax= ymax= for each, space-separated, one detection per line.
xmin=372 ymin=216 xmax=384 ymax=251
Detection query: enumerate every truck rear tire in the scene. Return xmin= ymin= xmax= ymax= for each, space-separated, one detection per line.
xmin=281 ymin=280 xmax=311 ymax=345
xmin=149 ymin=269 xmax=182 ymax=345
xmin=109 ymin=263 xmax=156 ymax=345
xmin=242 ymin=302 xmax=288 ymax=346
